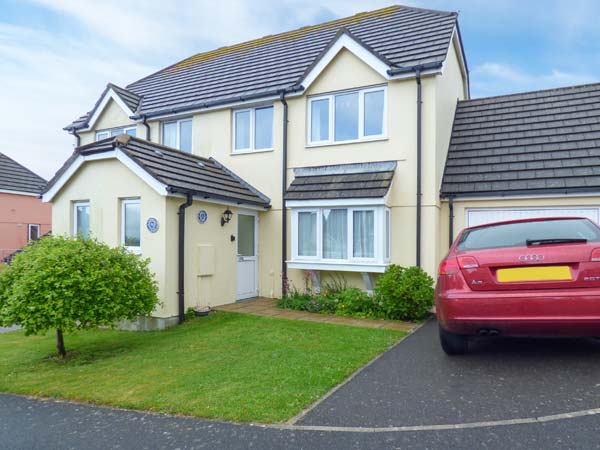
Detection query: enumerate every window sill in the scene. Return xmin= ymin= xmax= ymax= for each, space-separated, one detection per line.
xmin=287 ymin=260 xmax=388 ymax=273
xmin=305 ymin=136 xmax=388 ymax=149
xmin=231 ymin=148 xmax=274 ymax=155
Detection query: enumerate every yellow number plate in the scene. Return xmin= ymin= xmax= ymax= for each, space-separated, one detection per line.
xmin=497 ymin=266 xmax=572 ymax=283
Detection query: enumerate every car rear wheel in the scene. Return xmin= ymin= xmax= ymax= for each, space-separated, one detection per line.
xmin=439 ymin=324 xmax=469 ymax=355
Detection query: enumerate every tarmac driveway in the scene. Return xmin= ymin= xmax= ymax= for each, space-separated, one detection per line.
xmin=297 ymin=319 xmax=600 ymax=428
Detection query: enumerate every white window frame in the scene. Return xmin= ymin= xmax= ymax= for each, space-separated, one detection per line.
xmin=95 ymin=126 xmax=137 ymax=141
xmin=121 ymin=198 xmax=141 ymax=254
xmin=291 ymin=205 xmax=387 ymax=267
xmin=232 ymin=105 xmax=274 ymax=153
xmin=161 ymin=118 xmax=193 ymax=152
xmin=27 ymin=224 xmax=40 ymax=241
xmin=384 ymin=208 xmax=391 ymax=261
xmin=72 ymin=201 xmax=90 ymax=237
xmin=307 ymin=85 xmax=387 ymax=147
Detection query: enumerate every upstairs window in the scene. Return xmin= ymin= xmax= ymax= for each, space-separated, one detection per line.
xmin=73 ymin=201 xmax=90 ymax=239
xmin=308 ymin=86 xmax=386 ymax=145
xmin=233 ymin=106 xmax=274 ymax=152
xmin=96 ymin=126 xmax=136 ymax=140
xmin=162 ymin=118 xmax=192 ymax=152
xmin=121 ymin=199 xmax=141 ymax=252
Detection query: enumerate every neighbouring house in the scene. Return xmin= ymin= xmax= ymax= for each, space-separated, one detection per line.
xmin=42 ymin=4 xmax=599 ymax=329
xmin=0 ymin=153 xmax=51 ymax=263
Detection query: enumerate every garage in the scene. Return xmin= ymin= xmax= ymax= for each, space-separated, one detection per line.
xmin=466 ymin=207 xmax=600 ymax=228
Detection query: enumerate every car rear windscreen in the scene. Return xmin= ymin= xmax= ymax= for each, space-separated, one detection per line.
xmin=457 ymin=218 xmax=600 ymax=251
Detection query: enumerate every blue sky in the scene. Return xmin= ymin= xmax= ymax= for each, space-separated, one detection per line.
xmin=1 ymin=0 xmax=599 ymax=178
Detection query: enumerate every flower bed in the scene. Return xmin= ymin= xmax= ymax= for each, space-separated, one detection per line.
xmin=278 ymin=265 xmax=435 ymax=322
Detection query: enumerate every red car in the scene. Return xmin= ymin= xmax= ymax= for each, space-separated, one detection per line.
xmin=436 ymin=217 xmax=600 ymax=355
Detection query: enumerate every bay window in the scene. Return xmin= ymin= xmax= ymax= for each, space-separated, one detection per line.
xmin=233 ymin=105 xmax=274 ymax=152
xmin=161 ymin=118 xmax=192 ymax=152
xmin=291 ymin=205 xmax=391 ymax=269
xmin=308 ymin=86 xmax=386 ymax=145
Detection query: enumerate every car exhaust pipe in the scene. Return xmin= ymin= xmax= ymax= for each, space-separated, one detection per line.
xmin=478 ymin=328 xmax=500 ymax=336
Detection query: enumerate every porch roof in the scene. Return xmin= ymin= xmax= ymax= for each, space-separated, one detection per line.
xmin=44 ymin=135 xmax=271 ymax=208
xmin=285 ymin=161 xmax=396 ymax=200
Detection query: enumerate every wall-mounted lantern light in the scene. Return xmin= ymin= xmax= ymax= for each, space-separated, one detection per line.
xmin=221 ymin=208 xmax=233 ymax=226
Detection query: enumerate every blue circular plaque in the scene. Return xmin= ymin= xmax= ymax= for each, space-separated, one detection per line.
xmin=146 ymin=217 xmax=159 ymax=233
xmin=197 ymin=210 xmax=208 ymax=224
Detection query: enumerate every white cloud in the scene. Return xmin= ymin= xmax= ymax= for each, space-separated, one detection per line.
xmin=471 ymin=62 xmax=597 ymax=98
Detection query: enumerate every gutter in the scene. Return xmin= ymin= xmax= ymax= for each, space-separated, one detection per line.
xmin=387 ymin=61 xmax=443 ymax=77
xmin=415 ymin=68 xmax=423 ymax=268
xmin=130 ymin=86 xmax=303 ymax=121
xmin=280 ymin=90 xmax=289 ymax=296
xmin=177 ymin=193 xmax=193 ymax=324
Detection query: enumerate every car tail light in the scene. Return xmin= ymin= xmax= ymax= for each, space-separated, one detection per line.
xmin=457 ymin=256 xmax=479 ymax=269
xmin=439 ymin=257 xmax=459 ymax=275
xmin=591 ymin=248 xmax=600 ymax=261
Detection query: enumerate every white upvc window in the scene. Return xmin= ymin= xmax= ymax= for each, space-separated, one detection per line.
xmin=307 ymin=86 xmax=387 ymax=146
xmin=161 ymin=118 xmax=193 ymax=152
xmin=233 ymin=105 xmax=274 ymax=152
xmin=73 ymin=201 xmax=90 ymax=239
xmin=121 ymin=198 xmax=141 ymax=253
xmin=27 ymin=224 xmax=40 ymax=241
xmin=96 ymin=126 xmax=136 ymax=141
xmin=291 ymin=205 xmax=390 ymax=268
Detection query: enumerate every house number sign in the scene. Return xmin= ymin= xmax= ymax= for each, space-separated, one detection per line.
xmin=197 ymin=210 xmax=208 ymax=224
xmin=146 ymin=217 xmax=159 ymax=233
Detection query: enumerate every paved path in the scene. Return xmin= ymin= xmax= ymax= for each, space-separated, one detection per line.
xmin=298 ymin=320 xmax=600 ymax=427
xmin=216 ymin=297 xmax=415 ymax=331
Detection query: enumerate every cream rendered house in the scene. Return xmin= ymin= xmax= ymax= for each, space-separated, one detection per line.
xmin=43 ymin=5 xmax=471 ymax=328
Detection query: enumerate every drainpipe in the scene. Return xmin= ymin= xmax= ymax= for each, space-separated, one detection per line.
xmin=280 ymin=91 xmax=289 ymax=296
xmin=177 ymin=192 xmax=193 ymax=323
xmin=142 ymin=115 xmax=151 ymax=141
xmin=415 ymin=69 xmax=422 ymax=267
xmin=72 ymin=129 xmax=81 ymax=147
xmin=448 ymin=197 xmax=454 ymax=248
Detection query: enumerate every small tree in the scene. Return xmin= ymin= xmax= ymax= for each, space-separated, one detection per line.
xmin=0 ymin=235 xmax=159 ymax=358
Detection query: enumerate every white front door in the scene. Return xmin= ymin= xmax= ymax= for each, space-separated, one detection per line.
xmin=236 ymin=211 xmax=258 ymax=300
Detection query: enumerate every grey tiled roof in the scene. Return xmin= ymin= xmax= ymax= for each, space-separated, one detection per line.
xmin=0 ymin=153 xmax=47 ymax=194
xmin=67 ymin=5 xmax=458 ymax=128
xmin=45 ymin=136 xmax=270 ymax=207
xmin=441 ymin=82 xmax=600 ymax=198
xmin=286 ymin=161 xmax=396 ymax=200
xmin=65 ymin=83 xmax=142 ymax=131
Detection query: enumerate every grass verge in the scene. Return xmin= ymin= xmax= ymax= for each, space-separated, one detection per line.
xmin=0 ymin=311 xmax=405 ymax=423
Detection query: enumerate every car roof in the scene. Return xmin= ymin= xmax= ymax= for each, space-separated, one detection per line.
xmin=464 ymin=216 xmax=593 ymax=231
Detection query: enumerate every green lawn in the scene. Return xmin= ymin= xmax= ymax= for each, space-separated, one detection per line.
xmin=0 ymin=311 xmax=404 ymax=423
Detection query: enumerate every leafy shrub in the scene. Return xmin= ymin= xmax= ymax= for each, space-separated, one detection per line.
xmin=0 ymin=235 xmax=159 ymax=357
xmin=374 ymin=265 xmax=434 ymax=321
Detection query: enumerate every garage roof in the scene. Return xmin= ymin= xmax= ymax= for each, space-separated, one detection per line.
xmin=0 ymin=152 xmax=47 ymax=195
xmin=441 ymin=82 xmax=600 ymax=198
xmin=44 ymin=135 xmax=270 ymax=207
